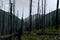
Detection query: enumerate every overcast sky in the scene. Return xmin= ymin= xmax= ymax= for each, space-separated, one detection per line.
xmin=0 ymin=0 xmax=60 ymax=19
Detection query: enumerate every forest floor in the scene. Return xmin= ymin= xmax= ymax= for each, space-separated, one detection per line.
xmin=21 ymin=26 xmax=60 ymax=40
xmin=0 ymin=26 xmax=60 ymax=40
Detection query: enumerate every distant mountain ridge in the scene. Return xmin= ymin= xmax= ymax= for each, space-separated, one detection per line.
xmin=0 ymin=9 xmax=60 ymax=33
xmin=24 ymin=9 xmax=60 ymax=30
xmin=0 ymin=9 xmax=21 ymax=35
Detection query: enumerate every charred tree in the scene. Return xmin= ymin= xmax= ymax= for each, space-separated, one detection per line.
xmin=17 ymin=10 xmax=24 ymax=40
xmin=28 ymin=0 xmax=32 ymax=40
xmin=12 ymin=0 xmax=16 ymax=33
xmin=35 ymin=0 xmax=40 ymax=30
xmin=44 ymin=0 xmax=46 ymax=26
xmin=16 ymin=11 xmax=19 ymax=32
xmin=56 ymin=0 xmax=59 ymax=39
xmin=8 ymin=0 xmax=13 ymax=40
xmin=41 ymin=0 xmax=44 ymax=30
xmin=56 ymin=0 xmax=59 ymax=31
xmin=41 ymin=0 xmax=44 ymax=37
xmin=29 ymin=0 xmax=32 ymax=32
xmin=13 ymin=0 xmax=15 ymax=15
xmin=9 ymin=0 xmax=13 ymax=34
xmin=49 ymin=10 xmax=51 ymax=26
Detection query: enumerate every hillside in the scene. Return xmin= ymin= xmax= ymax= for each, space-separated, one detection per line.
xmin=0 ymin=9 xmax=21 ymax=35
xmin=21 ymin=26 xmax=60 ymax=40
xmin=24 ymin=9 xmax=60 ymax=30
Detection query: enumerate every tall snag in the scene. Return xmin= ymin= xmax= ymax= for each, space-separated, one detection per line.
xmin=9 ymin=0 xmax=13 ymax=34
xmin=56 ymin=0 xmax=59 ymax=39
xmin=56 ymin=0 xmax=59 ymax=30
xmin=42 ymin=0 xmax=43 ymax=27
xmin=12 ymin=0 xmax=16 ymax=33
xmin=17 ymin=10 xmax=24 ymax=40
xmin=28 ymin=0 xmax=32 ymax=40
xmin=15 ymin=11 xmax=18 ymax=40
xmin=35 ymin=0 xmax=40 ymax=30
xmin=29 ymin=0 xmax=32 ymax=32
xmin=44 ymin=0 xmax=46 ymax=27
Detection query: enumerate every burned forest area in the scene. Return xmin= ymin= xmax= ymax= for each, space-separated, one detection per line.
xmin=0 ymin=0 xmax=60 ymax=40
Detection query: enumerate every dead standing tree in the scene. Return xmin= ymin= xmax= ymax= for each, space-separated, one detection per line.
xmin=16 ymin=11 xmax=19 ymax=32
xmin=17 ymin=10 xmax=24 ymax=40
xmin=43 ymin=0 xmax=46 ymax=33
xmin=56 ymin=0 xmax=59 ymax=32
xmin=41 ymin=0 xmax=44 ymax=34
xmin=48 ymin=10 xmax=51 ymax=26
xmin=44 ymin=0 xmax=46 ymax=26
xmin=43 ymin=0 xmax=46 ymax=40
xmin=0 ymin=0 xmax=4 ymax=35
xmin=29 ymin=0 xmax=32 ymax=32
xmin=28 ymin=0 xmax=32 ymax=40
xmin=7 ymin=0 xmax=13 ymax=40
xmin=41 ymin=0 xmax=46 ymax=40
xmin=35 ymin=0 xmax=40 ymax=30
xmin=9 ymin=0 xmax=13 ymax=34
xmin=12 ymin=0 xmax=16 ymax=33
xmin=56 ymin=0 xmax=59 ymax=39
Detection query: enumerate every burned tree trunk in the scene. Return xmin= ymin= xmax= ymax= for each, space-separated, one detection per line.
xmin=41 ymin=0 xmax=44 ymax=31
xmin=35 ymin=0 xmax=40 ymax=30
xmin=7 ymin=0 xmax=13 ymax=40
xmin=9 ymin=0 xmax=13 ymax=34
xmin=48 ymin=10 xmax=51 ymax=26
xmin=56 ymin=0 xmax=59 ymax=31
xmin=15 ymin=11 xmax=18 ymax=40
xmin=56 ymin=0 xmax=59 ymax=39
xmin=29 ymin=0 xmax=32 ymax=32
xmin=17 ymin=10 xmax=24 ymax=40
xmin=44 ymin=0 xmax=46 ymax=26
xmin=12 ymin=0 xmax=16 ymax=33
